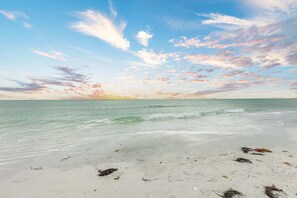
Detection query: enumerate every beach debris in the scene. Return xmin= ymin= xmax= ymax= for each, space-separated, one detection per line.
xmin=217 ymin=189 xmax=244 ymax=198
xmin=254 ymin=148 xmax=272 ymax=153
xmin=142 ymin=177 xmax=159 ymax=182
xmin=241 ymin=147 xmax=253 ymax=153
xmin=114 ymin=149 xmax=120 ymax=152
xmin=30 ymin=166 xmax=42 ymax=170
xmin=222 ymin=176 xmax=229 ymax=179
xmin=60 ymin=155 xmax=71 ymax=161
xmin=288 ymin=155 xmax=294 ymax=157
xmin=114 ymin=176 xmax=120 ymax=180
xmin=250 ymin=152 xmax=264 ymax=156
xmin=283 ymin=162 xmax=292 ymax=167
xmin=264 ymin=185 xmax=286 ymax=198
xmin=97 ymin=168 xmax=118 ymax=176
xmin=241 ymin=147 xmax=272 ymax=155
xmin=234 ymin=158 xmax=252 ymax=164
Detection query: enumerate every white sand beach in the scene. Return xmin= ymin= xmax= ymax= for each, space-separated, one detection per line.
xmin=1 ymin=131 xmax=297 ymax=198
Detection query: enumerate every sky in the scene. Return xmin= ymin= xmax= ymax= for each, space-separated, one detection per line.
xmin=0 ymin=0 xmax=296 ymax=99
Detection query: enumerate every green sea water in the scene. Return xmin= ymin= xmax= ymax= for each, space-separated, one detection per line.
xmin=0 ymin=99 xmax=296 ymax=172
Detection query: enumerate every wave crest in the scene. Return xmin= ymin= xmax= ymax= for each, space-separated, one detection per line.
xmin=82 ymin=108 xmax=247 ymax=126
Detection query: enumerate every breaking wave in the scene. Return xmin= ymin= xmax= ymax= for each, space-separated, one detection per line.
xmin=82 ymin=108 xmax=248 ymax=126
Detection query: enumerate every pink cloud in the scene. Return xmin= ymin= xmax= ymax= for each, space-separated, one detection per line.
xmin=184 ymin=50 xmax=254 ymax=68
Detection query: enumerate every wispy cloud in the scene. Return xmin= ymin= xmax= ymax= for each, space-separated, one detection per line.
xmin=187 ymin=78 xmax=274 ymax=97
xmin=222 ymin=70 xmax=246 ymax=78
xmin=200 ymin=13 xmax=253 ymax=27
xmin=32 ymin=49 xmax=66 ymax=61
xmin=169 ymin=36 xmax=221 ymax=49
xmin=23 ymin=21 xmax=32 ymax=29
xmin=172 ymin=17 xmax=297 ymax=69
xmin=157 ymin=74 xmax=279 ymax=98
xmin=55 ymin=66 xmax=88 ymax=83
xmin=246 ymin=0 xmax=297 ymax=13
xmin=125 ymin=60 xmax=157 ymax=68
xmin=70 ymin=9 xmax=130 ymax=50
xmin=134 ymin=49 xmax=179 ymax=66
xmin=0 ymin=82 xmax=44 ymax=93
xmin=0 ymin=10 xmax=17 ymax=20
xmin=184 ymin=50 xmax=254 ymax=69
xmin=0 ymin=9 xmax=32 ymax=29
xmin=0 ymin=10 xmax=29 ymax=20
xmin=0 ymin=66 xmax=127 ymax=99
xmin=108 ymin=0 xmax=117 ymax=19
xmin=136 ymin=30 xmax=153 ymax=46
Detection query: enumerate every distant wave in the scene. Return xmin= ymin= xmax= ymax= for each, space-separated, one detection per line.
xmin=112 ymin=116 xmax=145 ymax=124
xmin=92 ymin=104 xmax=184 ymax=110
xmin=224 ymin=108 xmax=245 ymax=113
xmin=147 ymin=113 xmax=199 ymax=121
xmin=81 ymin=108 xmax=250 ymax=127
xmin=147 ymin=105 xmax=183 ymax=108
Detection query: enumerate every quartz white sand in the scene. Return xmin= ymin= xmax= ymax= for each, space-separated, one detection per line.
xmin=0 ymin=138 xmax=296 ymax=198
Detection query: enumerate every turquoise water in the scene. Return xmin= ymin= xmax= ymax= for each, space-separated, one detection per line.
xmin=0 ymin=99 xmax=296 ymax=171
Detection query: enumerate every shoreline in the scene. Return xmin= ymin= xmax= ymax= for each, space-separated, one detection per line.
xmin=0 ymin=100 xmax=296 ymax=197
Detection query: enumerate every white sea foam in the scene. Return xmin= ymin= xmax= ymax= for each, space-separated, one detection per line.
xmin=147 ymin=113 xmax=199 ymax=121
xmin=224 ymin=108 xmax=245 ymax=113
xmin=276 ymin=121 xmax=285 ymax=126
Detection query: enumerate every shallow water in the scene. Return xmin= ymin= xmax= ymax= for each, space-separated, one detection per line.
xmin=0 ymin=99 xmax=296 ymax=174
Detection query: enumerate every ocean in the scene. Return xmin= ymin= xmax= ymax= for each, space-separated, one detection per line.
xmin=0 ymin=99 xmax=296 ymax=174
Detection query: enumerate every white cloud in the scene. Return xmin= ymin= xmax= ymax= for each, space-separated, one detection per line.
xmin=70 ymin=10 xmax=130 ymax=50
xmin=184 ymin=50 xmax=254 ymax=69
xmin=170 ymin=36 xmax=210 ymax=48
xmin=201 ymin=13 xmax=253 ymax=26
xmin=134 ymin=49 xmax=179 ymax=66
xmin=108 ymin=0 xmax=117 ymax=19
xmin=246 ymin=0 xmax=297 ymax=13
xmin=136 ymin=30 xmax=153 ymax=46
xmin=23 ymin=21 xmax=32 ymax=29
xmin=0 ymin=10 xmax=16 ymax=20
xmin=0 ymin=10 xmax=28 ymax=20
xmin=32 ymin=49 xmax=66 ymax=61
xmin=126 ymin=60 xmax=156 ymax=68
xmin=136 ymin=49 xmax=168 ymax=66
xmin=0 ymin=10 xmax=32 ymax=29
xmin=243 ymin=0 xmax=297 ymax=25
xmin=173 ymin=18 xmax=297 ymax=69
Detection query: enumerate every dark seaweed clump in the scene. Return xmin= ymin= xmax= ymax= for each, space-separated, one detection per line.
xmin=234 ymin=158 xmax=252 ymax=164
xmin=264 ymin=185 xmax=286 ymax=198
xmin=97 ymin=168 xmax=118 ymax=176
xmin=241 ymin=147 xmax=272 ymax=155
xmin=219 ymin=189 xmax=244 ymax=198
xmin=241 ymin=147 xmax=253 ymax=153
